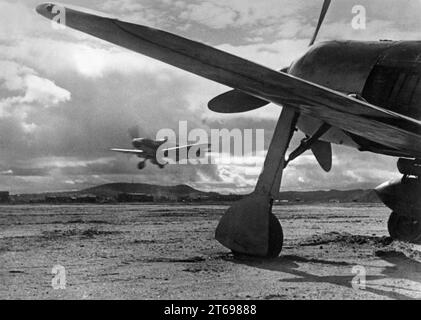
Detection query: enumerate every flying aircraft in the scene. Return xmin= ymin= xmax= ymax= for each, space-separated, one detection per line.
xmin=111 ymin=127 xmax=211 ymax=170
xmin=37 ymin=1 xmax=421 ymax=258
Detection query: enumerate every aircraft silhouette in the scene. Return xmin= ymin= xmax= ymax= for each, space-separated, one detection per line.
xmin=111 ymin=127 xmax=210 ymax=170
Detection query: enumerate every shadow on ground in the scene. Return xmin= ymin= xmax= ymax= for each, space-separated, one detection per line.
xmin=225 ymin=234 xmax=421 ymax=300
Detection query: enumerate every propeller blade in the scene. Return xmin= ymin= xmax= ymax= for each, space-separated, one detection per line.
xmin=311 ymin=140 xmax=332 ymax=172
xmin=128 ymin=126 xmax=140 ymax=139
xmin=209 ymin=89 xmax=270 ymax=113
xmin=309 ymin=0 xmax=332 ymax=47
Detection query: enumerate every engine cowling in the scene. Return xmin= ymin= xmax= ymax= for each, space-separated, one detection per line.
xmin=375 ymin=177 xmax=421 ymax=217
xmin=397 ymin=158 xmax=421 ymax=176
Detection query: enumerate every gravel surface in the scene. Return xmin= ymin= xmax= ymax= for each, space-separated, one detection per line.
xmin=1 ymin=203 xmax=420 ymax=300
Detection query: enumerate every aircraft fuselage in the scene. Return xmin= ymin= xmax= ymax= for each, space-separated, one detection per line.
xmin=132 ymin=138 xmax=167 ymax=159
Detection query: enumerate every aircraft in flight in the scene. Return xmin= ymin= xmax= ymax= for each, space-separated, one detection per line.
xmin=111 ymin=127 xmax=211 ymax=170
xmin=37 ymin=1 xmax=421 ymax=258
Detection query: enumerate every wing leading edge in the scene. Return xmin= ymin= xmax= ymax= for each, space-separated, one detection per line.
xmin=111 ymin=149 xmax=144 ymax=155
xmin=37 ymin=3 xmax=421 ymax=158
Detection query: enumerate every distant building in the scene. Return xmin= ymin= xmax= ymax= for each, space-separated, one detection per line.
xmin=193 ymin=195 xmax=211 ymax=202
xmin=118 ymin=193 xmax=154 ymax=203
xmin=158 ymin=195 xmax=179 ymax=202
xmin=45 ymin=196 xmax=76 ymax=204
xmin=0 ymin=191 xmax=10 ymax=203
xmin=177 ymin=196 xmax=191 ymax=203
xmin=76 ymin=195 xmax=97 ymax=203
xmin=275 ymin=200 xmax=289 ymax=204
xmin=210 ymin=194 xmax=244 ymax=202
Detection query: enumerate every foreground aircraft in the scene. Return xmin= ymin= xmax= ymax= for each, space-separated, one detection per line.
xmin=111 ymin=127 xmax=211 ymax=170
xmin=37 ymin=1 xmax=421 ymax=258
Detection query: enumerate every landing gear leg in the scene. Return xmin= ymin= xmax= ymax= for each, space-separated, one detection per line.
xmin=215 ymin=107 xmax=298 ymax=258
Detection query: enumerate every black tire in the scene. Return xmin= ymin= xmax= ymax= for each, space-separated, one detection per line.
xmin=388 ymin=211 xmax=421 ymax=243
xmin=267 ymin=214 xmax=284 ymax=258
xmin=232 ymin=214 xmax=284 ymax=259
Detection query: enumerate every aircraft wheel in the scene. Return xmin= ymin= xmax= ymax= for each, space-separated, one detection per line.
xmin=388 ymin=211 xmax=421 ymax=243
xmin=232 ymin=214 xmax=283 ymax=259
xmin=267 ymin=214 xmax=284 ymax=258
xmin=137 ymin=161 xmax=146 ymax=170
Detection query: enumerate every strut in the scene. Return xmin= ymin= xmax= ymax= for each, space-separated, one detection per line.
xmin=215 ymin=107 xmax=299 ymax=257
xmin=285 ymin=123 xmax=331 ymax=168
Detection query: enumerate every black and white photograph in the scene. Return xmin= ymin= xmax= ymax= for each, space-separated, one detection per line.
xmin=1 ymin=0 xmax=421 ymax=304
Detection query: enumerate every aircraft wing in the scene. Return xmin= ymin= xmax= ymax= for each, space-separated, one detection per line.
xmin=163 ymin=143 xmax=211 ymax=154
xmin=111 ymin=148 xmax=144 ymax=156
xmin=37 ymin=4 xmax=421 ymax=159
xmin=162 ymin=143 xmax=211 ymax=159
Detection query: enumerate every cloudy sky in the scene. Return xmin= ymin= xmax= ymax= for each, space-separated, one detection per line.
xmin=0 ymin=0 xmax=420 ymax=194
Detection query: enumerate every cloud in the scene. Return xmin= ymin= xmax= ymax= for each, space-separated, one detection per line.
xmin=0 ymin=60 xmax=71 ymax=136
xmin=0 ymin=0 xmax=416 ymax=194
xmin=176 ymin=0 xmax=310 ymax=29
xmin=179 ymin=2 xmax=238 ymax=29
xmin=22 ymin=74 xmax=70 ymax=105
xmin=101 ymin=0 xmax=145 ymax=12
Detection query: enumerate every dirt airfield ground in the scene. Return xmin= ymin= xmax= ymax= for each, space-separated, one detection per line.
xmin=1 ymin=203 xmax=421 ymax=300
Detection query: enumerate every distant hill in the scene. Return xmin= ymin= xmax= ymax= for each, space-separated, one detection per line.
xmin=79 ymin=183 xmax=381 ymax=203
xmin=11 ymin=183 xmax=381 ymax=204
xmin=81 ymin=183 xmax=216 ymax=198
xmin=276 ymin=189 xmax=381 ymax=203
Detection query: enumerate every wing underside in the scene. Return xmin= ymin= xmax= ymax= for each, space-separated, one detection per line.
xmin=162 ymin=144 xmax=211 ymax=162
xmin=163 ymin=143 xmax=211 ymax=153
xmin=37 ymin=4 xmax=421 ymax=158
xmin=111 ymin=149 xmax=144 ymax=156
